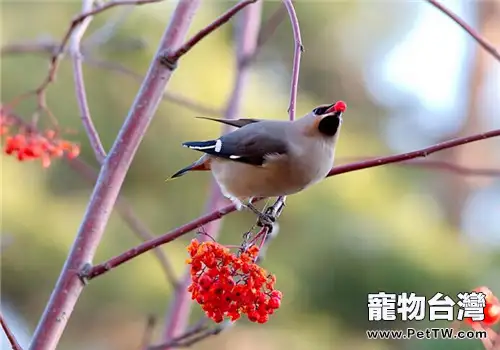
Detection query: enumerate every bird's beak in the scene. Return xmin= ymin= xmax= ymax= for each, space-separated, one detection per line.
xmin=324 ymin=103 xmax=337 ymax=114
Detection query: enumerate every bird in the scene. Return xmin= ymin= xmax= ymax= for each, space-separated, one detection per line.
xmin=169 ymin=101 xmax=347 ymax=224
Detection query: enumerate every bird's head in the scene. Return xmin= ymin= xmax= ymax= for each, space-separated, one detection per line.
xmin=308 ymin=101 xmax=347 ymax=137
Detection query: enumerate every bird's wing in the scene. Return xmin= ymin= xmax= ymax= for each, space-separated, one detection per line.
xmin=183 ymin=127 xmax=288 ymax=166
xmin=196 ymin=116 xmax=263 ymax=128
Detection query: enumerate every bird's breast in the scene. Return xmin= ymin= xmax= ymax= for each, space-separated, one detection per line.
xmin=209 ymin=140 xmax=335 ymax=199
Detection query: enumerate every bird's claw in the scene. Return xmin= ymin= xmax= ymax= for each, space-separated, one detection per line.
xmin=257 ymin=212 xmax=275 ymax=228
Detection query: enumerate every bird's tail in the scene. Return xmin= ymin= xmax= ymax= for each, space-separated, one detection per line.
xmin=166 ymin=155 xmax=211 ymax=182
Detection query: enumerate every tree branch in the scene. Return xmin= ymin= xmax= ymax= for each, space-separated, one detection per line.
xmin=262 ymin=0 xmax=303 ymax=253
xmin=425 ymin=0 xmax=500 ymax=62
xmin=161 ymin=1 xmax=263 ymax=345
xmin=158 ymin=0 xmax=258 ymax=67
xmin=86 ymin=199 xmax=245 ymax=280
xmin=282 ymin=0 xmax=302 ymax=121
xmin=0 ymin=108 xmax=179 ymax=288
xmin=66 ymin=158 xmax=179 ymax=288
xmin=70 ymin=0 xmax=107 ymax=163
xmin=1 ymin=40 xmax=222 ymax=117
xmin=43 ymin=0 xmax=164 ymax=88
xmin=86 ymin=128 xmax=500 ymax=278
xmin=80 ymin=57 xmax=223 ymax=116
xmin=23 ymin=1 xmax=165 ymax=128
xmin=29 ymin=1 xmax=203 ymax=348
xmin=339 ymin=158 xmax=500 ymax=177
xmin=149 ymin=321 xmax=230 ymax=349
xmin=327 ymin=129 xmax=500 ymax=177
xmin=1 ymin=313 xmax=23 ymax=350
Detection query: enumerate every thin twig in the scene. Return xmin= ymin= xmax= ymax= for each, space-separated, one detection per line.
xmin=1 ymin=41 xmax=223 ymax=117
xmin=282 ymin=0 xmax=302 ymax=121
xmin=425 ymin=0 xmax=500 ymax=62
xmin=159 ymin=0 xmax=258 ymax=66
xmin=339 ymin=158 xmax=500 ymax=177
xmin=82 ymin=57 xmax=223 ymax=116
xmin=86 ymin=128 xmax=500 ymax=277
xmin=1 ymin=313 xmax=23 ymax=350
xmin=31 ymin=0 xmax=165 ymax=128
xmin=86 ymin=199 xmax=245 ymax=279
xmin=258 ymin=0 xmax=303 ymax=257
xmin=70 ymin=0 xmax=107 ymax=163
xmin=0 ymin=39 xmax=59 ymax=55
xmin=149 ymin=321 xmax=231 ymax=349
xmin=161 ymin=2 xmax=263 ymax=344
xmin=45 ymin=0 xmax=164 ymax=84
xmin=29 ymin=1 xmax=203 ymax=348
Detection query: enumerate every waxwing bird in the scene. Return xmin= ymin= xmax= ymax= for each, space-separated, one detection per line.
xmin=169 ymin=101 xmax=347 ymax=222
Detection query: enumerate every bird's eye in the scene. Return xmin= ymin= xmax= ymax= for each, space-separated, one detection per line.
xmin=313 ymin=104 xmax=334 ymax=115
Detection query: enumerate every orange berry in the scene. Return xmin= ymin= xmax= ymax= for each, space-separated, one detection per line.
xmin=66 ymin=145 xmax=80 ymax=159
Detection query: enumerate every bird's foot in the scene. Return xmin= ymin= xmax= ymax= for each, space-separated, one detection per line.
xmin=245 ymin=203 xmax=276 ymax=228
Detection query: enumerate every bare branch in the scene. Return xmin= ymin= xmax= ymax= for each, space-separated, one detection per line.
xmin=0 ymin=39 xmax=58 ymax=55
xmin=1 ymin=41 xmax=223 ymax=117
xmin=70 ymin=0 xmax=107 ymax=163
xmin=85 ymin=128 xmax=500 ymax=277
xmin=66 ymin=158 xmax=179 ymax=288
xmin=282 ymin=0 xmax=302 ymax=121
xmin=0 ymin=108 xmax=178 ymax=288
xmin=161 ymin=1 xmax=263 ymax=345
xmin=339 ymin=158 xmax=500 ymax=177
xmin=259 ymin=0 xmax=303 ymax=260
xmin=86 ymin=198 xmax=246 ymax=279
xmin=159 ymin=0 xmax=258 ymax=67
xmin=1 ymin=313 xmax=23 ymax=350
xmin=82 ymin=57 xmax=222 ymax=116
xmin=45 ymin=0 xmax=164 ymax=85
xmin=29 ymin=1 xmax=203 ymax=348
xmin=148 ymin=321 xmax=231 ymax=350
xmin=425 ymin=0 xmax=500 ymax=62
xmin=327 ymin=129 xmax=500 ymax=177
xmin=28 ymin=1 xmax=165 ymax=129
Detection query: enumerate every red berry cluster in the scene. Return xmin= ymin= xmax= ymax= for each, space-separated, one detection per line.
xmin=186 ymin=239 xmax=282 ymax=324
xmin=464 ymin=286 xmax=500 ymax=327
xmin=1 ymin=114 xmax=80 ymax=168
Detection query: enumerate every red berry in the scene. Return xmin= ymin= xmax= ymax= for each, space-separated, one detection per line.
xmin=333 ymin=100 xmax=347 ymax=113
xmin=483 ymin=303 xmax=500 ymax=326
xmin=270 ymin=290 xmax=282 ymax=299
xmin=198 ymin=274 xmax=213 ymax=289
xmin=257 ymin=314 xmax=269 ymax=324
xmin=268 ymin=297 xmax=281 ymax=309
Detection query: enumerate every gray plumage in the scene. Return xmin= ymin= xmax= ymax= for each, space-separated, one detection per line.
xmin=172 ymin=102 xmax=345 ymax=209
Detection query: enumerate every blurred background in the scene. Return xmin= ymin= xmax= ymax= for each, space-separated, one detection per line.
xmin=1 ymin=0 xmax=500 ymax=349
